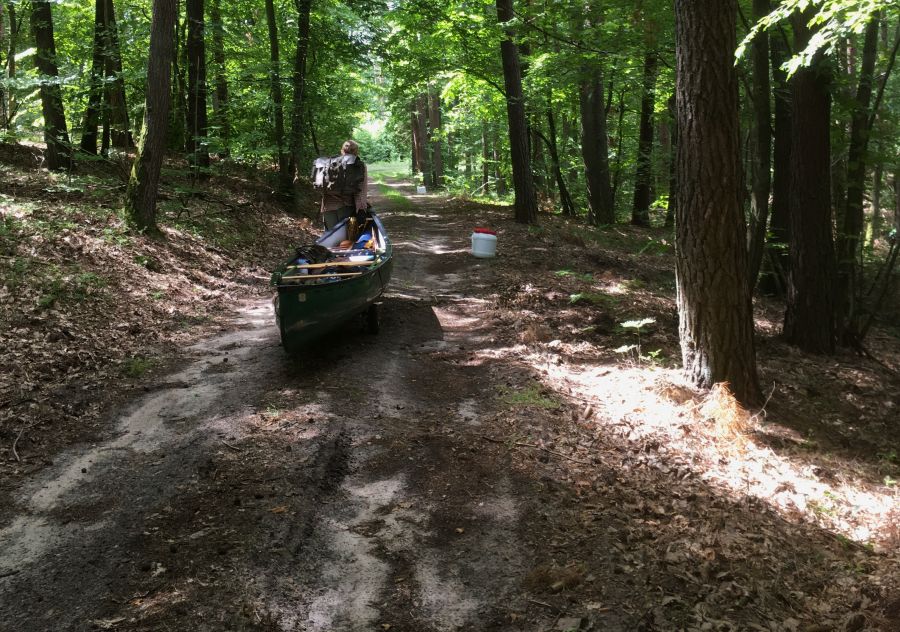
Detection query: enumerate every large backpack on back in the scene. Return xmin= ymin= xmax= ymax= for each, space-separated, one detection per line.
xmin=312 ymin=154 xmax=365 ymax=196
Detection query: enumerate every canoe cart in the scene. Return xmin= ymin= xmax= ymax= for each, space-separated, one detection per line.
xmin=271 ymin=211 xmax=393 ymax=354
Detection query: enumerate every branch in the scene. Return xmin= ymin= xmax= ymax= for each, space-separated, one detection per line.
xmin=867 ymin=20 xmax=900 ymax=132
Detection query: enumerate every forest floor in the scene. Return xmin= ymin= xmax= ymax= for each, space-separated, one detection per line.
xmin=1 ymin=146 xmax=899 ymax=631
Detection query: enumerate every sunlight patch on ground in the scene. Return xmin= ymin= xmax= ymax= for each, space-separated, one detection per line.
xmin=516 ymin=346 xmax=900 ymax=549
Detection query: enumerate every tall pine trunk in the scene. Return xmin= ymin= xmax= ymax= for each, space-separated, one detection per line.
xmin=496 ymin=0 xmax=537 ymax=224
xmin=186 ymin=0 xmax=209 ymax=177
xmin=544 ymin=105 xmax=574 ymax=217
xmin=783 ymin=11 xmax=836 ymax=353
xmin=631 ymin=49 xmax=658 ymax=227
xmin=264 ymin=0 xmax=291 ymax=195
xmin=674 ymin=0 xmax=760 ymax=406
xmin=124 ymin=0 xmax=177 ymax=232
xmin=836 ymin=14 xmax=880 ymax=343
xmin=31 ymin=1 xmax=70 ymax=170
xmin=746 ymin=0 xmax=772 ymax=289
xmin=209 ymin=0 xmax=229 ymax=158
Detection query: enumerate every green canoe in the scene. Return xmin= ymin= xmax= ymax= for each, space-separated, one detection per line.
xmin=271 ymin=212 xmax=394 ymax=353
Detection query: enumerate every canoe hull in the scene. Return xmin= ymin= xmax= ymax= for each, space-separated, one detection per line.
xmin=272 ymin=212 xmax=393 ymax=353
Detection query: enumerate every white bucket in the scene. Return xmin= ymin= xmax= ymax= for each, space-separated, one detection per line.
xmin=471 ymin=231 xmax=497 ymax=258
xmin=416 ymin=185 xmax=426 ymax=194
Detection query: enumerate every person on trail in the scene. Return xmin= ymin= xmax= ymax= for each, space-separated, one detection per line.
xmin=320 ymin=139 xmax=368 ymax=229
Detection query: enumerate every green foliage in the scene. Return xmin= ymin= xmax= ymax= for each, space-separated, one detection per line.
xmin=122 ymin=355 xmax=156 ymax=378
xmin=500 ymin=383 xmax=560 ymax=410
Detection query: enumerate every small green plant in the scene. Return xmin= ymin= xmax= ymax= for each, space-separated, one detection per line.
xmin=123 ymin=355 xmax=156 ymax=378
xmin=884 ymin=476 xmax=897 ymax=488
xmin=150 ymin=290 xmax=166 ymax=300
xmin=555 ymin=269 xmax=593 ymax=282
xmin=500 ymin=384 xmax=559 ymax=410
xmin=616 ymin=317 xmax=656 ymax=363
xmin=636 ymin=237 xmax=671 ymax=256
xmin=569 ymin=292 xmax=617 ymax=307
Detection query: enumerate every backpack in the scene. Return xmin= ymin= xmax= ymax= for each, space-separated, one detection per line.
xmin=311 ymin=154 xmax=365 ymax=196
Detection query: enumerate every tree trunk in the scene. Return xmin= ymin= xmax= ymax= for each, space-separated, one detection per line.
xmin=410 ymin=106 xmax=420 ymax=174
xmin=493 ymin=130 xmax=506 ymax=195
xmin=428 ymin=83 xmax=443 ymax=188
xmin=168 ymin=12 xmax=187 ymax=152
xmin=870 ymin=161 xmax=883 ymax=246
xmin=836 ymin=14 xmax=880 ymax=343
xmin=631 ymin=49 xmax=658 ymax=227
xmin=414 ymin=93 xmax=431 ymax=187
xmin=611 ymin=88 xmax=626 ymax=201
xmin=0 ymin=3 xmax=5 ymax=129
xmin=665 ymin=94 xmax=676 ymax=228
xmin=289 ymin=0 xmax=312 ymax=196
xmin=124 ymin=0 xmax=177 ymax=232
xmin=30 ymin=0 xmax=70 ymax=170
xmin=264 ymin=0 xmax=291 ymax=195
xmin=209 ymin=0 xmax=229 ymax=158
xmin=186 ymin=0 xmax=209 ymax=176
xmin=481 ymin=121 xmax=490 ymax=194
xmin=496 ymin=0 xmax=537 ymax=224
xmin=4 ymin=1 xmax=18 ymax=131
xmin=759 ymin=31 xmax=792 ymax=296
xmin=80 ymin=0 xmax=106 ymax=154
xmin=580 ymin=72 xmax=615 ymax=225
xmin=783 ymin=11 xmax=836 ymax=353
xmin=102 ymin=0 xmax=130 ymax=148
xmin=674 ymin=0 xmax=761 ymax=406
xmin=746 ymin=0 xmax=772 ymax=289
xmin=543 ymin=106 xmax=574 ymax=217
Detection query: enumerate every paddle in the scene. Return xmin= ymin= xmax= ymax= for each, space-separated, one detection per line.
xmin=280 ymin=272 xmax=365 ymax=281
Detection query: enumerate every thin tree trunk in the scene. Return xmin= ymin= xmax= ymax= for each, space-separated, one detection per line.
xmin=30 ymin=0 xmax=70 ymax=170
xmin=264 ymin=0 xmax=291 ymax=195
xmin=209 ymin=0 xmax=231 ymax=159
xmin=746 ymin=0 xmax=772 ymax=289
xmin=415 ymin=93 xmax=431 ymax=187
xmin=631 ymin=49 xmax=658 ymax=227
xmin=493 ymin=129 xmax=506 ymax=195
xmin=103 ymin=0 xmax=130 ymax=148
xmin=542 ymin=106 xmax=574 ymax=217
xmin=186 ymin=0 xmax=210 ymax=177
xmin=870 ymin=161 xmax=883 ymax=246
xmin=209 ymin=0 xmax=229 ymax=158
xmin=428 ymin=83 xmax=443 ymax=188
xmin=289 ymin=0 xmax=312 ymax=198
xmin=674 ymin=0 xmax=761 ymax=406
xmin=783 ymin=11 xmax=836 ymax=353
xmin=665 ymin=94 xmax=676 ymax=228
xmin=836 ymin=14 xmax=880 ymax=343
xmin=611 ymin=88 xmax=626 ymax=201
xmin=759 ymin=29 xmax=792 ymax=296
xmin=124 ymin=0 xmax=177 ymax=232
xmin=0 ymin=3 xmax=7 ymax=129
xmin=168 ymin=12 xmax=187 ymax=151
xmin=80 ymin=0 xmax=106 ymax=154
xmin=4 ymin=1 xmax=17 ymax=131
xmin=410 ymin=106 xmax=420 ymax=174
xmin=481 ymin=121 xmax=490 ymax=194
xmin=496 ymin=0 xmax=537 ymax=224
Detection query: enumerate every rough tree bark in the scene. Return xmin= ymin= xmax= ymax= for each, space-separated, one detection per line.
xmin=102 ymin=0 xmax=130 ymax=149
xmin=124 ymin=0 xmax=177 ymax=232
xmin=80 ymin=0 xmax=107 ymax=154
xmin=783 ymin=11 xmax=836 ymax=353
xmin=496 ymin=0 xmax=537 ymax=224
xmin=264 ymin=0 xmax=291 ymax=196
xmin=30 ymin=0 xmax=70 ymax=170
xmin=580 ymin=72 xmax=615 ymax=225
xmin=186 ymin=0 xmax=210 ymax=176
xmin=673 ymin=0 xmax=761 ymax=406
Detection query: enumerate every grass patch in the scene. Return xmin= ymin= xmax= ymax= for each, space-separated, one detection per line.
xmin=569 ymin=291 xmax=619 ymax=307
xmin=500 ymin=384 xmax=560 ymax=410
xmin=367 ymin=161 xmax=411 ymax=179
xmin=123 ymin=355 xmax=157 ymax=378
xmin=375 ymin=182 xmax=413 ymax=211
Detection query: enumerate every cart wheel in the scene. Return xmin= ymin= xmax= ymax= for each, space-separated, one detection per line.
xmin=365 ymin=304 xmax=380 ymax=335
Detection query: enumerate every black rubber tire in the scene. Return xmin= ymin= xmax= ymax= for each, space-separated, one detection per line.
xmin=365 ymin=304 xmax=380 ymax=335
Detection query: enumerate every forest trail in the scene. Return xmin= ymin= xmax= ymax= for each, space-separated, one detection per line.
xmin=1 ymin=178 xmax=896 ymax=631
xmin=0 ymin=180 xmax=594 ymax=631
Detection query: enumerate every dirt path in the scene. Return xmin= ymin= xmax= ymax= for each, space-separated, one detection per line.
xmin=0 ymin=181 xmax=584 ymax=632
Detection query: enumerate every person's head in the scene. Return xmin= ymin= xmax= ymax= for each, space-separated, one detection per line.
xmin=341 ymin=140 xmax=360 ymax=156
